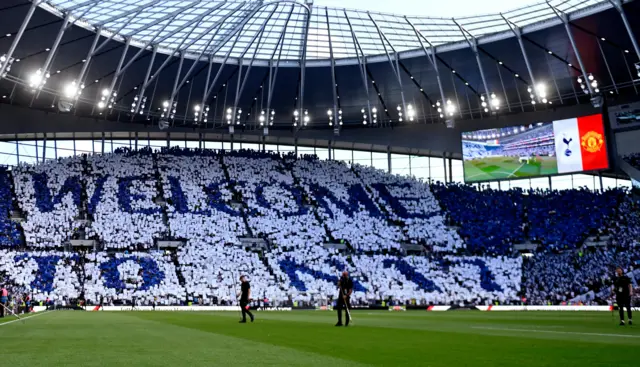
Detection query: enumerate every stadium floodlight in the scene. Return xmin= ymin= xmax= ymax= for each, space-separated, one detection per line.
xmin=481 ymin=93 xmax=501 ymax=113
xmin=233 ymin=108 xmax=242 ymax=125
xmin=578 ymin=73 xmax=599 ymax=95
xmin=635 ymin=62 xmax=640 ymax=78
xmin=406 ymin=104 xmax=415 ymax=121
xmin=0 ymin=54 xmax=15 ymax=77
xmin=28 ymin=69 xmax=48 ymax=90
xmin=63 ymin=82 xmax=79 ymax=99
xmin=97 ymin=101 xmax=105 ymax=109
xmin=528 ymin=83 xmax=550 ymax=104
xmin=161 ymin=100 xmax=177 ymax=119
xmin=445 ymin=99 xmax=456 ymax=116
xmin=194 ymin=104 xmax=201 ymax=112
xmin=490 ymin=93 xmax=500 ymax=110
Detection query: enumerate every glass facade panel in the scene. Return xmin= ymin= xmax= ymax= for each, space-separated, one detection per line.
xmin=333 ymin=149 xmax=352 ymax=163
xmin=0 ymin=137 xmax=629 ymax=194
xmin=551 ymin=175 xmax=573 ymax=191
xmin=205 ymin=141 xmax=223 ymax=150
xmin=529 ymin=177 xmax=550 ymax=191
xmin=263 ymin=144 xmax=278 ymax=153
xmin=391 ymin=154 xmax=410 ymax=176
xmin=0 ymin=142 xmax=17 ymax=166
xmin=410 ymin=156 xmax=429 ymax=181
xmin=450 ymin=159 xmax=464 ymax=183
xmin=371 ymin=152 xmax=387 ymax=171
xmin=601 ymin=177 xmax=618 ymax=190
xmin=572 ymin=174 xmax=596 ymax=191
xmin=242 ymin=143 xmax=260 ymax=151
xmin=314 ymin=148 xmax=329 ymax=160
xmin=75 ymin=140 xmax=93 ymax=153
xmin=430 ymin=157 xmax=445 ymax=183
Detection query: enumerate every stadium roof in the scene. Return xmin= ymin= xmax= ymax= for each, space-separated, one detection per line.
xmin=0 ymin=0 xmax=638 ymax=139
xmin=39 ymin=0 xmax=609 ymax=66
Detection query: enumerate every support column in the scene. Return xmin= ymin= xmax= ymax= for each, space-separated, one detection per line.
xmin=598 ymin=172 xmax=604 ymax=193
xmin=0 ymin=0 xmax=41 ymax=77
xmin=609 ymin=0 xmax=640 ymax=61
xmin=442 ymin=154 xmax=448 ymax=184
xmin=549 ymin=6 xmax=594 ymax=94
xmin=387 ymin=146 xmax=392 ymax=174
xmin=15 ymin=137 xmax=20 ymax=164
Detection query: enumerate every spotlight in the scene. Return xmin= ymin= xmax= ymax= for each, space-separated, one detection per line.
xmin=194 ymin=104 xmax=201 ymax=112
xmin=63 ymin=82 xmax=78 ymax=99
xmin=445 ymin=99 xmax=456 ymax=116
xmin=578 ymin=73 xmax=599 ymax=95
xmin=97 ymin=101 xmax=105 ymax=109
xmin=28 ymin=70 xmax=44 ymax=88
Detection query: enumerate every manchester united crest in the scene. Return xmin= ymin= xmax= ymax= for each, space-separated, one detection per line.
xmin=580 ymin=131 xmax=604 ymax=153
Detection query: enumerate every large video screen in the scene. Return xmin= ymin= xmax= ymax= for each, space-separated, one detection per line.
xmin=462 ymin=113 xmax=608 ymax=182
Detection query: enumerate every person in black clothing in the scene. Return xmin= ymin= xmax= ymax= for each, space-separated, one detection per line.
xmin=238 ymin=275 xmax=254 ymax=323
xmin=336 ymin=271 xmax=353 ymax=327
xmin=613 ymin=267 xmax=633 ymax=326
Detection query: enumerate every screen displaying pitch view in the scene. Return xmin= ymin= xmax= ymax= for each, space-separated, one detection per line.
xmin=461 ymin=114 xmax=608 ymax=183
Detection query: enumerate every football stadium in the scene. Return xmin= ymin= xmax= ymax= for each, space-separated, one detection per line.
xmin=1 ymin=0 xmax=640 ymax=365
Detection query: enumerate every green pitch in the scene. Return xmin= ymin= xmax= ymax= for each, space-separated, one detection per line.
xmin=2 ymin=311 xmax=639 ymax=366
xmin=464 ymin=156 xmax=558 ymax=182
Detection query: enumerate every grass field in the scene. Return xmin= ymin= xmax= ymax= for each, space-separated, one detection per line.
xmin=1 ymin=311 xmax=640 ymax=366
xmin=464 ymin=156 xmax=558 ymax=182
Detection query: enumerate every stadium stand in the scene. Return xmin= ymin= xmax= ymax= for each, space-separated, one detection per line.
xmin=0 ymin=147 xmax=638 ymax=307
xmin=624 ymin=153 xmax=640 ymax=170
xmin=13 ymin=156 xmax=84 ymax=248
xmin=523 ymin=248 xmax=640 ymax=305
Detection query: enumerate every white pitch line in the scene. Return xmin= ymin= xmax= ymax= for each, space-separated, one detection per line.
xmin=472 ymin=326 xmax=640 ymax=339
xmin=507 ymin=163 xmax=526 ymax=178
xmin=0 ymin=310 xmax=51 ymax=327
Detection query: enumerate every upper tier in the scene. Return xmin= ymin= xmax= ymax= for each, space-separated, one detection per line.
xmin=0 ymin=146 xmax=635 ymax=254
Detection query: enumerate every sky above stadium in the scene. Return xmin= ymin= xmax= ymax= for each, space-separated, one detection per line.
xmin=315 ymin=0 xmax=537 ymax=17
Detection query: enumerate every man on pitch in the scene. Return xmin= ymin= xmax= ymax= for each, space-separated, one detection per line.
xmin=238 ymin=275 xmax=254 ymax=323
xmin=336 ymin=271 xmax=353 ymax=327
xmin=613 ymin=267 xmax=633 ymax=326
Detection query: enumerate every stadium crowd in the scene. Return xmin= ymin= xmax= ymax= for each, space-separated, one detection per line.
xmin=0 ymin=147 xmax=638 ymax=307
xmin=523 ymin=247 xmax=639 ymax=305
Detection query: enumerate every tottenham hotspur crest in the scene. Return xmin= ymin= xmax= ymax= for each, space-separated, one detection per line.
xmin=562 ymin=134 xmax=573 ymax=157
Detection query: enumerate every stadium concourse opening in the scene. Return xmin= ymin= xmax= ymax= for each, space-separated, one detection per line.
xmin=1 ymin=0 xmax=640 ymax=365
